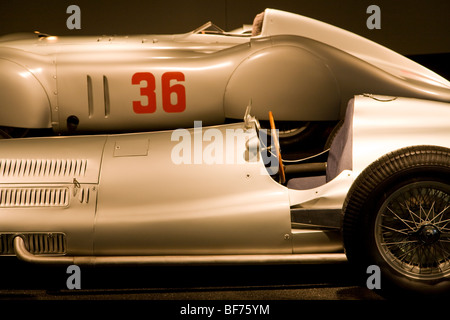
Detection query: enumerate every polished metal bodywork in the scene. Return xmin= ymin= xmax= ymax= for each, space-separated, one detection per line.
xmin=1 ymin=9 xmax=449 ymax=134
xmin=1 ymin=94 xmax=450 ymax=266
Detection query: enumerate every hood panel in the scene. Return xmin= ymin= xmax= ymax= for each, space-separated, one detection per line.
xmin=0 ymin=136 xmax=106 ymax=184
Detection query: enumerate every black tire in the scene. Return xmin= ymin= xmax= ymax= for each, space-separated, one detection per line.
xmin=259 ymin=120 xmax=312 ymax=147
xmin=343 ymin=146 xmax=450 ymax=298
xmin=0 ymin=126 xmax=29 ymax=139
xmin=323 ymin=120 xmax=343 ymax=150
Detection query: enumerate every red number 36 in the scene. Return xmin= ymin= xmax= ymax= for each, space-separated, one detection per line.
xmin=132 ymin=72 xmax=186 ymax=114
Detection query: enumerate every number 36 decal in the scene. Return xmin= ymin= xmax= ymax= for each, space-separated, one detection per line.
xmin=132 ymin=72 xmax=186 ymax=114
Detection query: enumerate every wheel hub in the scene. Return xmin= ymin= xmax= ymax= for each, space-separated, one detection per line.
xmin=417 ymin=224 xmax=441 ymax=245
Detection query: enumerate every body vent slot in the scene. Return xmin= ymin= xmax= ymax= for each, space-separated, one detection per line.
xmin=77 ymin=186 xmax=90 ymax=204
xmin=0 ymin=233 xmax=66 ymax=255
xmin=0 ymin=159 xmax=88 ymax=178
xmin=0 ymin=187 xmax=69 ymax=207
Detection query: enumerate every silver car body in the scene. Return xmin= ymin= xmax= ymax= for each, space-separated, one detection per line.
xmin=1 ymin=8 xmax=450 ymax=134
xmin=1 ymin=94 xmax=450 ymax=267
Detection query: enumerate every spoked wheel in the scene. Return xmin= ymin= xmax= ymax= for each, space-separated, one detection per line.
xmin=375 ymin=181 xmax=450 ymax=281
xmin=343 ymin=146 xmax=450 ymax=297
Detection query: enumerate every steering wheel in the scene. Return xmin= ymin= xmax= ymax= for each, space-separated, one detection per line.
xmin=269 ymin=111 xmax=286 ymax=184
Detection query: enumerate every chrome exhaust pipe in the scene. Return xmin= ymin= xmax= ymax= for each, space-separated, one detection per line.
xmin=14 ymin=236 xmax=347 ymax=266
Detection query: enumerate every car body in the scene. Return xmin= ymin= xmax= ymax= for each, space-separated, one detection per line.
xmin=1 ymin=92 xmax=450 ymax=297
xmin=1 ymin=8 xmax=450 ymax=136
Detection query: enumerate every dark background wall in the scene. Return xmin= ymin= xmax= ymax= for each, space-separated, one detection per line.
xmin=1 ymin=0 xmax=449 ymax=55
xmin=1 ymin=0 xmax=449 ymax=79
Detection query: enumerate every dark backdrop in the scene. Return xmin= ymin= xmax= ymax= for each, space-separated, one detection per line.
xmin=1 ymin=0 xmax=449 ymax=77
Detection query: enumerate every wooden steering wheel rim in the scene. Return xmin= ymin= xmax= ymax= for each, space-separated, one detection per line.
xmin=269 ymin=111 xmax=286 ymax=184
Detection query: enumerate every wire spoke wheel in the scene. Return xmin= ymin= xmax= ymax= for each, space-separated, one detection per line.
xmin=343 ymin=146 xmax=450 ymax=296
xmin=375 ymin=181 xmax=450 ymax=280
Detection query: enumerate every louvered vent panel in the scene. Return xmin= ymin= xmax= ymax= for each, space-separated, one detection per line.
xmin=0 ymin=234 xmax=10 ymax=254
xmin=0 ymin=233 xmax=66 ymax=255
xmin=0 ymin=159 xmax=87 ymax=178
xmin=0 ymin=187 xmax=69 ymax=207
xmin=27 ymin=233 xmax=66 ymax=254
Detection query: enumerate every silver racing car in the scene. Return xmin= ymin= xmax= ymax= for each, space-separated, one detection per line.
xmin=0 ymin=92 xmax=450 ymax=297
xmin=0 ymin=9 xmax=449 ymax=139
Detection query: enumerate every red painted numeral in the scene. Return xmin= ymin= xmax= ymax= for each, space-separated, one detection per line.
xmin=132 ymin=72 xmax=186 ymax=114
xmin=162 ymin=72 xmax=186 ymax=113
xmin=132 ymin=72 xmax=157 ymax=114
